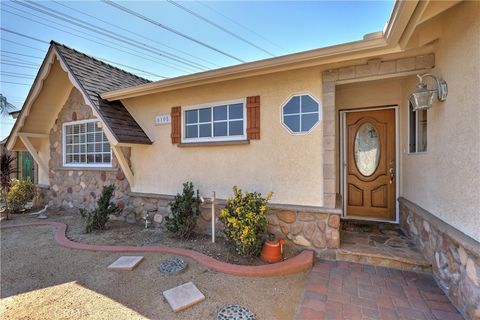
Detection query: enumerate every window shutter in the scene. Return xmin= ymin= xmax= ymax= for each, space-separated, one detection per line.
xmin=246 ymin=96 xmax=260 ymax=140
xmin=171 ymin=106 xmax=181 ymax=144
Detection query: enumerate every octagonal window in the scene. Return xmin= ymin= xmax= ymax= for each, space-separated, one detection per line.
xmin=282 ymin=94 xmax=320 ymax=134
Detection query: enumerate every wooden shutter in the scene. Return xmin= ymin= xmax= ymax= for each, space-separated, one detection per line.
xmin=246 ymin=96 xmax=260 ymax=140
xmin=171 ymin=106 xmax=181 ymax=144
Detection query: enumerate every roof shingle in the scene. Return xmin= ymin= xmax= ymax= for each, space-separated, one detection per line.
xmin=52 ymin=41 xmax=152 ymax=145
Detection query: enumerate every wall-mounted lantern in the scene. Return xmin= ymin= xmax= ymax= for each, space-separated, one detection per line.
xmin=409 ymin=73 xmax=448 ymax=111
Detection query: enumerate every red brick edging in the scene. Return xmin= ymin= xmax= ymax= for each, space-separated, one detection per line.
xmin=1 ymin=222 xmax=314 ymax=277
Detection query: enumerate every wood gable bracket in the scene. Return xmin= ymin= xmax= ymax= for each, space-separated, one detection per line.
xmin=112 ymin=145 xmax=135 ymax=187
xmin=17 ymin=133 xmax=49 ymax=174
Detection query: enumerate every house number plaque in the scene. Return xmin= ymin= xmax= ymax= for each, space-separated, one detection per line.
xmin=155 ymin=114 xmax=171 ymax=125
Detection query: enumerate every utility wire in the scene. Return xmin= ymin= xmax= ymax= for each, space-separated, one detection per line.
xmin=197 ymin=1 xmax=286 ymax=52
xmin=0 ymin=31 xmax=165 ymax=79
xmin=1 ymin=73 xmax=35 ymax=80
xmin=1 ymin=28 xmax=167 ymax=78
xmin=0 ymin=38 xmax=46 ymax=52
xmin=1 ymin=71 xmax=36 ymax=77
xmin=13 ymin=1 xmax=209 ymax=71
xmin=2 ymin=6 xmax=183 ymax=75
xmin=1 ymin=53 xmax=41 ymax=65
xmin=167 ymin=0 xmax=274 ymax=57
xmin=52 ymin=0 xmax=220 ymax=68
xmin=0 ymin=28 xmax=48 ymax=45
xmin=8 ymin=3 xmax=201 ymax=72
xmin=0 ymin=27 xmax=49 ymax=44
xmin=0 ymin=50 xmax=43 ymax=60
xmin=1 ymin=62 xmax=38 ymax=69
xmin=1 ymin=80 xmax=32 ymax=86
xmin=1 ymin=59 xmax=39 ymax=67
xmin=102 ymin=0 xmax=246 ymax=63
xmin=92 ymin=57 xmax=166 ymax=79
xmin=1 ymin=58 xmax=39 ymax=66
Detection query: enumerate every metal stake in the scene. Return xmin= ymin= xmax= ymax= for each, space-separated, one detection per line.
xmin=211 ymin=191 xmax=215 ymax=243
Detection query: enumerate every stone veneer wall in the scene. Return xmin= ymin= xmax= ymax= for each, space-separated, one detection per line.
xmin=41 ymin=88 xmax=131 ymax=211
xmin=399 ymin=197 xmax=480 ymax=320
xmin=267 ymin=209 xmax=341 ymax=251
xmin=117 ymin=193 xmax=342 ymax=251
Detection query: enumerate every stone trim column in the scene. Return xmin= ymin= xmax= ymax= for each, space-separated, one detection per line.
xmin=322 ymin=70 xmax=338 ymax=209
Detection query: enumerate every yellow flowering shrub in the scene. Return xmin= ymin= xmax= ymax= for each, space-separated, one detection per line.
xmin=6 ymin=179 xmax=35 ymax=213
xmin=219 ymin=186 xmax=273 ymax=257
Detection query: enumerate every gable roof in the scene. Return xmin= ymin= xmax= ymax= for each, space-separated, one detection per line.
xmin=52 ymin=41 xmax=152 ymax=145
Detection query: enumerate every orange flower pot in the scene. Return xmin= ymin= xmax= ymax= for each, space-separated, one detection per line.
xmin=260 ymin=239 xmax=286 ymax=263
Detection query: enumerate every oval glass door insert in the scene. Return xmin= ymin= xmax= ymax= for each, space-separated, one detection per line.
xmin=354 ymin=122 xmax=380 ymax=176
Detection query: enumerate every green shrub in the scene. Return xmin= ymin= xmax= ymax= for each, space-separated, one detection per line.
xmin=165 ymin=182 xmax=201 ymax=239
xmin=80 ymin=184 xmax=121 ymax=233
xmin=6 ymin=179 xmax=35 ymax=213
xmin=219 ymin=186 xmax=273 ymax=257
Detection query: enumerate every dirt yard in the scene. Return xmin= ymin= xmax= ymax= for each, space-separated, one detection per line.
xmin=0 ymin=214 xmax=306 ymax=319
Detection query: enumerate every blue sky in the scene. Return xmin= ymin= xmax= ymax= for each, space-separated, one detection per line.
xmin=0 ymin=0 xmax=394 ymax=139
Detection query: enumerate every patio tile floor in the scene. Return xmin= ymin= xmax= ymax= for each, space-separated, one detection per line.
xmin=296 ymin=260 xmax=463 ymax=320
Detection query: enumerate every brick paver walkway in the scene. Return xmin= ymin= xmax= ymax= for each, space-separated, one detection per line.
xmin=296 ymin=260 xmax=463 ymax=320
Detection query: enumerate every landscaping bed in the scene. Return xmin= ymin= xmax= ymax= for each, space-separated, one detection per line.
xmin=3 ymin=210 xmax=301 ymax=266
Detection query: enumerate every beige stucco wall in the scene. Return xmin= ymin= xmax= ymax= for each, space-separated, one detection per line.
xmin=402 ymin=1 xmax=480 ymax=242
xmin=124 ymin=67 xmax=325 ymax=206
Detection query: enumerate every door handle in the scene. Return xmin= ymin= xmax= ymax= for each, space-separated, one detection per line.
xmin=389 ymin=160 xmax=395 ymax=184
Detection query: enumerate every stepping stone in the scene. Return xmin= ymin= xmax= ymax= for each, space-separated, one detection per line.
xmin=108 ymin=256 xmax=144 ymax=271
xmin=163 ymin=281 xmax=205 ymax=312
xmin=140 ymin=235 xmax=161 ymax=246
xmin=159 ymin=257 xmax=187 ymax=274
xmin=216 ymin=304 xmax=256 ymax=320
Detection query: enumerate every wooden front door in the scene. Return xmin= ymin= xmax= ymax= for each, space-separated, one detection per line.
xmin=345 ymin=109 xmax=396 ymax=221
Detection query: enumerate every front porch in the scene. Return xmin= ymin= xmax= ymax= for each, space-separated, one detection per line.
xmin=338 ymin=220 xmax=430 ymax=272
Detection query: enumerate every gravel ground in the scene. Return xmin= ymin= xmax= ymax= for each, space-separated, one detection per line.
xmin=0 ymin=215 xmax=306 ymax=319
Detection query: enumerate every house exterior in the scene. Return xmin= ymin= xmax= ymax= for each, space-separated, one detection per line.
xmin=6 ymin=1 xmax=479 ymax=317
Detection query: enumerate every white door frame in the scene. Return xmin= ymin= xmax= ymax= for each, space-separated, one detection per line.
xmin=339 ymin=105 xmax=400 ymax=223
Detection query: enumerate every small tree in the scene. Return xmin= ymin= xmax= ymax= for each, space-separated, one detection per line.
xmin=80 ymin=184 xmax=121 ymax=233
xmin=0 ymin=146 xmax=17 ymax=219
xmin=165 ymin=182 xmax=201 ymax=239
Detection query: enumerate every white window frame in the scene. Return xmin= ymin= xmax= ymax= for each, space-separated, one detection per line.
xmin=280 ymin=92 xmax=322 ymax=135
xmin=407 ymin=101 xmax=427 ymax=154
xmin=181 ymin=98 xmax=247 ymax=143
xmin=62 ymin=119 xmax=112 ymax=168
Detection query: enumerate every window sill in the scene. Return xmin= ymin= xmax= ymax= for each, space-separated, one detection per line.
xmin=53 ymin=167 xmax=116 ymax=171
xmin=178 ymin=140 xmax=250 ymax=147
xmin=407 ymin=152 xmax=428 ymax=155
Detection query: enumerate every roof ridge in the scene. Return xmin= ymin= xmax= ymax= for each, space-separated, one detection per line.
xmin=50 ymin=40 xmax=151 ymax=84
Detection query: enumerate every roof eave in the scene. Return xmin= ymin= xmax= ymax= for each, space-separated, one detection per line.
xmin=101 ymin=36 xmax=389 ymax=100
